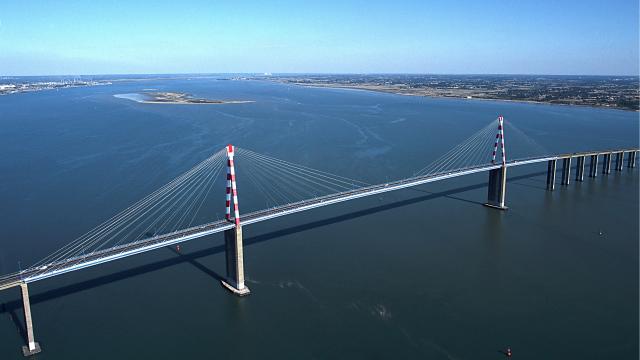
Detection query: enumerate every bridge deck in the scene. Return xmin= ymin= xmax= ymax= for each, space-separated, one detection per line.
xmin=1 ymin=148 xmax=637 ymax=290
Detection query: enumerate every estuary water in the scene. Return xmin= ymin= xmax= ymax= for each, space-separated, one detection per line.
xmin=0 ymin=77 xmax=638 ymax=359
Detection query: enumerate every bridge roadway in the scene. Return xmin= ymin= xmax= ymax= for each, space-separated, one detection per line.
xmin=0 ymin=148 xmax=637 ymax=291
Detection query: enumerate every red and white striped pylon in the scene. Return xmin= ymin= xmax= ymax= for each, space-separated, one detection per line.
xmin=225 ymin=144 xmax=241 ymax=226
xmin=491 ymin=115 xmax=506 ymax=165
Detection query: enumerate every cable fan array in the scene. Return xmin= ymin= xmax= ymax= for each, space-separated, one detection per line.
xmin=503 ymin=121 xmax=550 ymax=160
xmin=414 ymin=117 xmax=551 ymax=177
xmin=18 ymin=147 xmax=371 ymax=277
xmin=234 ymin=147 xmax=370 ymax=210
xmin=28 ymin=149 xmax=228 ymax=275
xmin=414 ymin=120 xmax=499 ymax=176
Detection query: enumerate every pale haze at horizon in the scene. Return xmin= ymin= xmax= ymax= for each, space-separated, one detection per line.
xmin=0 ymin=0 xmax=638 ymax=76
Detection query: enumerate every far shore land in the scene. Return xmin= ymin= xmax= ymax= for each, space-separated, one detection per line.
xmin=256 ymin=75 xmax=639 ymax=112
xmin=296 ymin=82 xmax=606 ymax=109
xmin=117 ymin=92 xmax=254 ymax=105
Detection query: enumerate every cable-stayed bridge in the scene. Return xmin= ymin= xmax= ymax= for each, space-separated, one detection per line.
xmin=1 ymin=116 xmax=637 ymax=356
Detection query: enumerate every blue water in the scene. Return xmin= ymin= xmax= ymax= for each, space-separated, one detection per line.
xmin=0 ymin=77 xmax=638 ymax=359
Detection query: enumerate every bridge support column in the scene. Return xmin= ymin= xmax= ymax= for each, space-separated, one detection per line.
xmin=603 ymin=153 xmax=612 ymax=174
xmin=221 ymin=226 xmax=250 ymax=296
xmin=615 ymin=152 xmax=624 ymax=171
xmin=575 ymin=156 xmax=585 ymax=182
xmin=484 ymin=166 xmax=507 ymax=210
xmin=561 ymin=158 xmax=571 ymax=185
xmin=20 ymin=283 xmax=41 ymax=356
xmin=628 ymin=151 xmax=636 ymax=168
xmin=546 ymin=159 xmax=556 ymax=190
xmin=589 ymin=155 xmax=598 ymax=177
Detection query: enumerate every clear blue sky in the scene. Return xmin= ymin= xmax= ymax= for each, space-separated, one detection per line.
xmin=0 ymin=0 xmax=638 ymax=75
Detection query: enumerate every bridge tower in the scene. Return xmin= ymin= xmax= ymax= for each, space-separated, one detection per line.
xmin=221 ymin=144 xmax=250 ymax=296
xmin=485 ymin=115 xmax=508 ymax=210
xmin=19 ymin=283 xmax=41 ymax=356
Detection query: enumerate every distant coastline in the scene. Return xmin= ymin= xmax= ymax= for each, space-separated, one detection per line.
xmin=295 ymin=83 xmax=639 ymax=112
xmin=0 ymin=79 xmax=110 ymax=95
xmin=254 ymin=75 xmax=640 ymax=112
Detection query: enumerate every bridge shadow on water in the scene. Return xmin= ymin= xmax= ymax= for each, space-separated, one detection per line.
xmin=0 ymin=170 xmax=546 ymax=320
xmin=0 ymin=302 xmax=28 ymax=345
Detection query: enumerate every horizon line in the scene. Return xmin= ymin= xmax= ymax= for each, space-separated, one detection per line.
xmin=1 ymin=72 xmax=639 ymax=78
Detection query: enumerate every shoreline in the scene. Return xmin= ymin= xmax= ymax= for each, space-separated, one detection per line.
xmin=274 ymin=82 xmax=640 ymax=112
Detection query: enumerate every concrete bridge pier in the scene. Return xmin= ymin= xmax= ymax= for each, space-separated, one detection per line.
xmin=628 ymin=151 xmax=637 ymax=168
xmin=615 ymin=152 xmax=624 ymax=171
xmin=546 ymin=159 xmax=557 ymax=190
xmin=484 ymin=166 xmax=507 ymax=210
xmin=221 ymin=226 xmax=250 ymax=296
xmin=561 ymin=158 xmax=571 ymax=185
xmin=589 ymin=155 xmax=598 ymax=177
xmin=603 ymin=153 xmax=612 ymax=174
xmin=20 ymin=283 xmax=41 ymax=356
xmin=575 ymin=156 xmax=585 ymax=182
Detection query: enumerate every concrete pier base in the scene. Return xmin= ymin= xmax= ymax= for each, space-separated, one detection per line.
xmin=561 ymin=158 xmax=571 ymax=185
xmin=603 ymin=153 xmax=612 ymax=174
xmin=628 ymin=151 xmax=637 ymax=168
xmin=615 ymin=152 xmax=624 ymax=171
xmin=546 ymin=159 xmax=556 ymax=190
xmin=221 ymin=279 xmax=250 ymax=296
xmin=575 ymin=156 xmax=585 ymax=182
xmin=589 ymin=155 xmax=598 ymax=177
xmin=22 ymin=343 xmax=41 ymax=357
xmin=20 ymin=283 xmax=41 ymax=357
xmin=484 ymin=166 xmax=507 ymax=210
xmin=221 ymin=226 xmax=250 ymax=296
